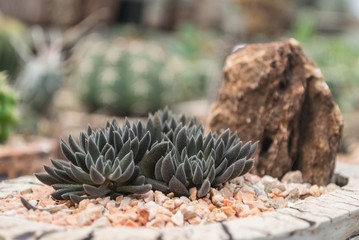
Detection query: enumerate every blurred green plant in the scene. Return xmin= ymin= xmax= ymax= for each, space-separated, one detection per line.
xmin=16 ymin=50 xmax=63 ymax=116
xmin=0 ymin=73 xmax=17 ymax=143
xmin=0 ymin=15 xmax=28 ymax=80
xmin=73 ymin=26 xmax=219 ymax=116
xmin=74 ymin=38 xmax=168 ymax=116
xmin=293 ymin=14 xmax=359 ymax=112
xmin=15 ymin=27 xmax=65 ymax=117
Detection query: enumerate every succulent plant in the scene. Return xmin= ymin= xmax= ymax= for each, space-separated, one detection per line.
xmin=145 ymin=107 xmax=200 ymax=145
xmin=35 ymin=108 xmax=258 ymax=203
xmin=0 ymin=73 xmax=17 ymax=144
xmin=139 ymin=126 xmax=258 ymax=198
xmin=35 ymin=121 xmax=156 ymax=203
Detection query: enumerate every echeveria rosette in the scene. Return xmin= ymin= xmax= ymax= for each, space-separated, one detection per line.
xmin=145 ymin=107 xmax=201 ymax=145
xmin=35 ymin=121 xmax=153 ymax=203
xmin=35 ymin=108 xmax=258 ymax=203
xmin=139 ymin=127 xmax=258 ymax=198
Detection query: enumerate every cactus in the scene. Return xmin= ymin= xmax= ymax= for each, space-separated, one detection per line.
xmin=0 ymin=14 xmax=29 ymax=81
xmin=0 ymin=73 xmax=17 ymax=143
xmin=0 ymin=30 xmax=23 ymax=81
xmin=16 ymin=60 xmax=63 ymax=115
xmin=72 ymin=32 xmax=218 ymax=116
xmin=74 ymin=38 xmax=169 ymax=116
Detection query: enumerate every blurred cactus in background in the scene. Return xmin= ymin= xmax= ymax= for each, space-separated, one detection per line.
xmin=0 ymin=14 xmax=29 ymax=81
xmin=0 ymin=73 xmax=17 ymax=143
xmin=71 ymin=25 xmax=219 ymax=116
xmin=74 ymin=37 xmax=168 ymax=116
xmin=293 ymin=12 xmax=359 ymax=113
xmin=15 ymin=28 xmax=64 ymax=116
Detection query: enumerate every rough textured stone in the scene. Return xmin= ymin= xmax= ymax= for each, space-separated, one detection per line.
xmin=206 ymin=39 xmax=343 ymax=185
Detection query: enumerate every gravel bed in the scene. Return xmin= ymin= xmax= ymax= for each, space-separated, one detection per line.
xmin=0 ymin=171 xmax=340 ymax=228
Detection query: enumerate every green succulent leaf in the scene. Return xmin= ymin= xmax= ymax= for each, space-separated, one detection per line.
xmin=175 ymin=127 xmax=188 ymax=154
xmin=60 ymin=140 xmax=77 ymax=165
xmin=83 ymin=184 xmax=111 ymax=197
xmin=161 ymin=154 xmax=175 ymax=183
xmin=118 ymin=139 xmax=131 ymax=159
xmin=88 ymin=138 xmax=101 ymax=161
xmin=146 ymin=178 xmax=170 ymax=193
xmin=108 ymin=165 xmax=122 ymax=181
xmin=115 ymin=184 xmax=152 ymax=194
xmin=134 ymin=131 xmax=151 ymax=164
xmin=242 ymin=159 xmax=254 ymax=174
xmin=69 ymin=194 xmax=87 ymax=204
xmin=225 ymin=144 xmax=242 ymax=165
xmin=175 ymin=163 xmax=187 ymax=186
xmin=238 ymin=141 xmax=252 ymax=159
xmin=192 ymin=164 xmax=204 ymax=185
xmin=90 ymin=166 xmax=106 ymax=184
xmin=213 ymin=164 xmax=235 ymax=186
xmin=68 ymin=135 xmax=84 ymax=154
xmin=138 ymin=142 xmax=168 ymax=178
xmin=116 ymin=161 xmax=135 ymax=183
xmin=35 ymin=173 xmax=60 ymax=185
xmin=75 ymin=152 xmax=88 ymax=172
xmin=197 ymin=179 xmax=210 ymax=198
xmin=230 ymin=158 xmax=246 ymax=179
xmin=169 ymin=176 xmax=189 ymax=197
xmin=51 ymin=159 xmax=69 ymax=170
xmin=248 ymin=141 xmax=259 ymax=158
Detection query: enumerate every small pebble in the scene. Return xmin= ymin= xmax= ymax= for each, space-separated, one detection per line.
xmin=212 ymin=195 xmax=224 ymax=207
xmin=171 ymin=210 xmax=184 ymax=226
xmin=281 ymin=171 xmax=303 ymax=184
xmin=3 ymin=210 xmax=16 ymax=216
xmin=326 ymin=183 xmax=340 ymax=192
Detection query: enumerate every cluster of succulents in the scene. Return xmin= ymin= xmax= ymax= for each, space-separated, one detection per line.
xmin=36 ymin=108 xmax=257 ymax=203
xmin=71 ymin=30 xmax=219 ymax=116
xmin=141 ymin=128 xmax=257 ymax=198
xmin=0 ymin=73 xmax=17 ymax=143
xmin=35 ymin=120 xmax=153 ymax=203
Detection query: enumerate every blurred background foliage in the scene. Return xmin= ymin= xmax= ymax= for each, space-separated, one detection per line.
xmin=72 ymin=23 xmax=219 ymax=116
xmin=292 ymin=7 xmax=359 ymax=113
xmin=0 ymin=0 xmax=358 ymax=140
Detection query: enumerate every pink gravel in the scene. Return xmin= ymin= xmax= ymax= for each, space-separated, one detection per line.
xmin=0 ymin=172 xmax=340 ymax=228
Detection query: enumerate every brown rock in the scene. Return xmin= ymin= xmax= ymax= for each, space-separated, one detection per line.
xmin=206 ymin=39 xmax=343 ymax=185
